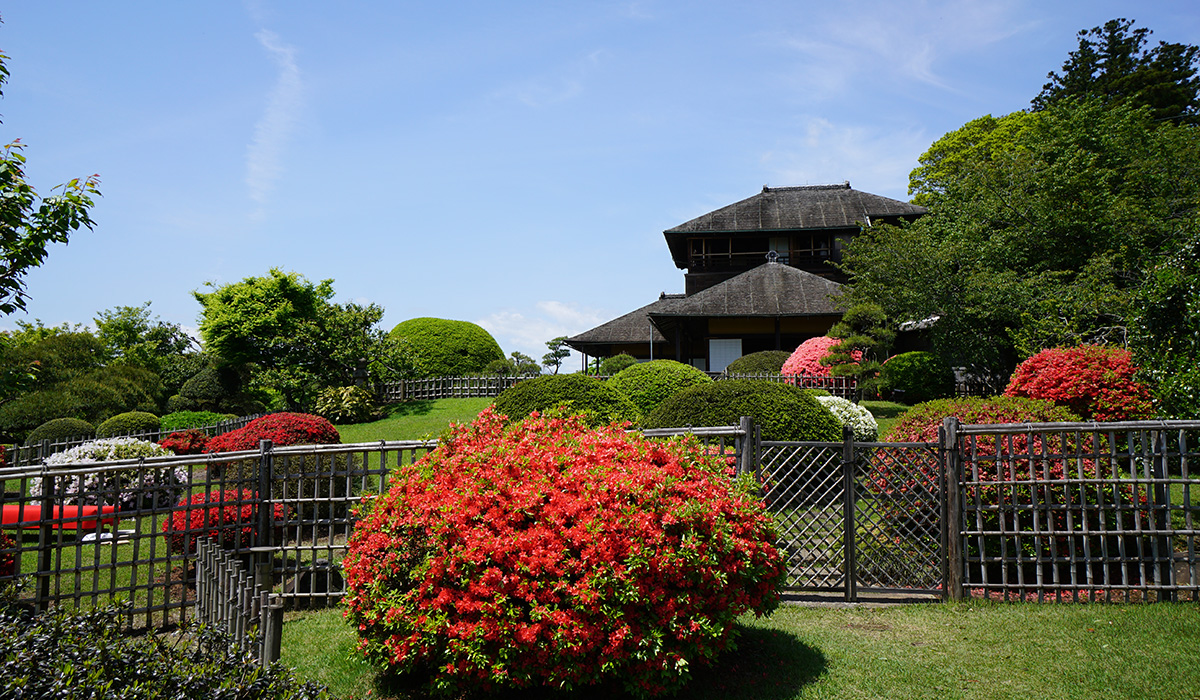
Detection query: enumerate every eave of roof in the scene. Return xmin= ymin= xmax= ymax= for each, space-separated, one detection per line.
xmin=648 ymin=261 xmax=844 ymax=318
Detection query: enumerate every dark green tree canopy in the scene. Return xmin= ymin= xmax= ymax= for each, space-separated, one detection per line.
xmin=1033 ymin=18 xmax=1200 ymax=124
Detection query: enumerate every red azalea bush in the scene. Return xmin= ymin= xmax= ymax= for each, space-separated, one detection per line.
xmin=880 ymin=397 xmax=1147 ymax=583
xmin=1004 ymin=345 xmax=1155 ymax=421
xmin=162 ymin=490 xmax=287 ymax=555
xmin=343 ymin=408 xmax=784 ymax=698
xmin=0 ymin=531 xmax=15 ymax=580
xmin=159 ymin=429 xmax=209 ymax=455
xmin=204 ymin=413 xmax=341 ymax=453
xmin=781 ymin=336 xmax=861 ymax=378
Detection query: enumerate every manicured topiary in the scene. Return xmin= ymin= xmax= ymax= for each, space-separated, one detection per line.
xmin=493 ymin=374 xmax=638 ymax=425
xmin=725 ymin=350 xmax=791 ymax=375
xmin=607 ymin=360 xmax=712 ymax=417
xmin=161 ymin=490 xmax=287 ymax=555
xmin=204 ymin=413 xmax=340 ymax=453
xmin=178 ymin=366 xmax=226 ymax=410
xmin=1004 ymin=345 xmax=1154 ymax=421
xmin=388 ymin=317 xmax=504 ymax=378
xmin=95 ymin=411 xmax=160 ymax=438
xmin=816 ymin=395 xmax=878 ymax=441
xmin=343 ymin=409 xmax=784 ymax=697
xmin=159 ymin=429 xmax=209 ymax=456
xmin=598 ymin=353 xmax=638 ymax=375
xmin=643 ymin=380 xmax=841 ymax=442
xmin=781 ymin=336 xmax=861 ymax=378
xmin=880 ymin=351 xmax=956 ymax=405
xmin=24 ymin=418 xmax=95 ymax=446
xmin=160 ymin=411 xmax=236 ymax=432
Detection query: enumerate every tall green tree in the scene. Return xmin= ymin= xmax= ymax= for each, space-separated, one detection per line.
xmin=1032 ymin=18 xmax=1200 ymax=124
xmin=0 ymin=51 xmax=100 ymax=315
xmin=821 ymin=303 xmax=894 ymax=396
xmin=94 ymin=302 xmax=197 ymax=373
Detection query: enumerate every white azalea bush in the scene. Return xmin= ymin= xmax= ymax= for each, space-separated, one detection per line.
xmin=816 ymin=395 xmax=879 ymax=442
xmin=32 ymin=437 xmax=187 ymax=510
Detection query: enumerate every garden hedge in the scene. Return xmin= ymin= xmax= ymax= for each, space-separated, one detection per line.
xmin=493 ymin=374 xmax=638 ymax=425
xmin=606 ymin=359 xmax=712 ymax=417
xmin=725 ymin=350 xmax=791 ymax=374
xmin=643 ymin=379 xmax=841 ymax=441
xmin=598 ymin=353 xmax=638 ymax=375
xmin=24 ymin=418 xmax=95 ymax=446
xmin=160 ymin=410 xmax=236 ymax=432
xmin=388 ymin=317 xmax=504 ymax=378
xmin=95 ymin=411 xmax=161 ymax=438
xmin=880 ymin=351 xmax=956 ymax=405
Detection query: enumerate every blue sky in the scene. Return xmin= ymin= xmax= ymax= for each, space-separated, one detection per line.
xmin=2 ymin=1 xmax=1198 ymax=369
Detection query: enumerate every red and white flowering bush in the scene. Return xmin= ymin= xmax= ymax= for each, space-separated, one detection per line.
xmin=781 ymin=336 xmax=861 ymax=378
xmin=161 ymin=490 xmax=287 ymax=555
xmin=342 ymin=408 xmax=784 ymax=698
xmin=1004 ymin=345 xmax=1154 ymax=421
xmin=203 ymin=413 xmax=340 ymax=454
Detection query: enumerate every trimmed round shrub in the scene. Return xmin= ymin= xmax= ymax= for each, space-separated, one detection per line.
xmin=24 ymin=418 xmax=95 ymax=446
xmin=493 ymin=374 xmax=638 ymax=425
xmin=159 ymin=429 xmax=209 ymax=456
xmin=160 ymin=411 xmax=236 ymax=432
xmin=388 ymin=317 xmax=504 ymax=378
xmin=884 ymin=395 xmax=1080 ymax=442
xmin=725 ymin=350 xmax=791 ymax=374
xmin=643 ymin=380 xmax=841 ymax=442
xmin=816 ymin=395 xmax=878 ymax=441
xmin=95 ymin=411 xmax=160 ymax=438
xmin=162 ymin=490 xmax=287 ymax=554
xmin=1004 ymin=345 xmax=1155 ymax=421
xmin=781 ymin=336 xmax=861 ymax=378
xmin=313 ymin=385 xmax=378 ymax=424
xmin=178 ymin=366 xmax=226 ymax=409
xmin=343 ymin=409 xmax=784 ymax=697
xmin=31 ymin=437 xmax=183 ymax=510
xmin=0 ymin=389 xmax=91 ymax=442
xmin=204 ymin=413 xmax=340 ymax=453
xmin=598 ymin=353 xmax=638 ymax=375
xmin=607 ymin=359 xmax=713 ymax=417
xmin=880 ymin=351 xmax=956 ymax=405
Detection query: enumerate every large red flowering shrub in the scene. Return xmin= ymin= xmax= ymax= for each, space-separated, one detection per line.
xmin=781 ymin=336 xmax=861 ymax=378
xmin=159 ymin=429 xmax=209 ymax=456
xmin=1004 ymin=345 xmax=1154 ymax=421
xmin=343 ymin=408 xmax=784 ymax=697
xmin=162 ymin=490 xmax=287 ymax=555
xmin=882 ymin=397 xmax=1147 ymax=587
xmin=203 ymin=413 xmax=340 ymax=453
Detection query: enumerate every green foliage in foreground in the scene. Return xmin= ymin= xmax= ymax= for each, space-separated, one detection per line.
xmin=281 ymin=601 xmax=1200 ymax=699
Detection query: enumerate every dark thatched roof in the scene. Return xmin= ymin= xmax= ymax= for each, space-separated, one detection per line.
xmin=665 ymin=182 xmax=926 ymax=234
xmin=564 ymin=294 xmax=684 ymax=350
xmin=649 ymin=261 xmax=843 ymax=319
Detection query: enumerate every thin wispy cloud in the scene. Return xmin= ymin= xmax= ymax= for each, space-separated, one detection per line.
xmin=492 ymin=50 xmax=608 ymax=108
xmin=477 ymin=301 xmax=608 ymax=362
xmin=245 ymin=29 xmax=303 ymax=211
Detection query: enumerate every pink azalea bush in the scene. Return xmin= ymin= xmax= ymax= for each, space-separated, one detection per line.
xmin=781 ymin=336 xmax=861 ymax=378
xmin=1004 ymin=345 xmax=1154 ymax=421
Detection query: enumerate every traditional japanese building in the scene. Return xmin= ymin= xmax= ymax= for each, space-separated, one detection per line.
xmin=566 ymin=182 xmax=926 ymax=372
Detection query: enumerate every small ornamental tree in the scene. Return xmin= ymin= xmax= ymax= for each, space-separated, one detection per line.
xmin=343 ymin=409 xmax=784 ymax=698
xmin=781 ymin=336 xmax=861 ymax=379
xmin=1004 ymin=345 xmax=1155 ymax=421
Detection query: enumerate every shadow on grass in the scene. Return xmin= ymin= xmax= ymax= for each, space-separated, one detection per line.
xmin=860 ymin=401 xmax=910 ymax=420
xmin=368 ymin=624 xmax=825 ymax=700
xmin=386 ymin=400 xmax=436 ymax=418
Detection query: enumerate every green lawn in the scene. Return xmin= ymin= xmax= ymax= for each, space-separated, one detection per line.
xmin=860 ymin=400 xmax=910 ymax=439
xmin=280 ymin=600 xmax=1200 ymax=699
xmin=335 ymin=398 xmax=494 ymax=443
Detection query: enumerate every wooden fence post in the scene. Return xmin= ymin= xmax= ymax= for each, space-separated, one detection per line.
xmin=842 ymin=426 xmax=857 ymax=603
xmin=261 ymin=593 xmax=284 ymax=668
xmin=736 ymin=416 xmax=757 ymax=477
xmin=942 ymin=417 xmax=964 ymax=602
xmin=256 ymin=440 xmax=274 ymax=549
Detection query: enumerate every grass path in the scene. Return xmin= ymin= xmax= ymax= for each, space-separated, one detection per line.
xmin=281 ymin=600 xmax=1200 ymax=699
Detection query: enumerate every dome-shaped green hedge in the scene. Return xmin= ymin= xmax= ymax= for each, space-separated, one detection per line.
xmin=643 ymin=380 xmax=841 ymax=441
xmin=96 ymin=411 xmax=161 ymax=438
xmin=607 ymin=360 xmax=712 ymax=417
xmin=389 ymin=318 xmax=504 ymax=378
xmin=725 ymin=351 xmax=791 ymax=374
xmin=493 ymin=374 xmax=637 ymax=425
xmin=25 ymin=417 xmax=96 ymax=446
xmin=881 ymin=352 xmax=956 ymax=405
xmin=598 ymin=353 xmax=638 ymax=376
